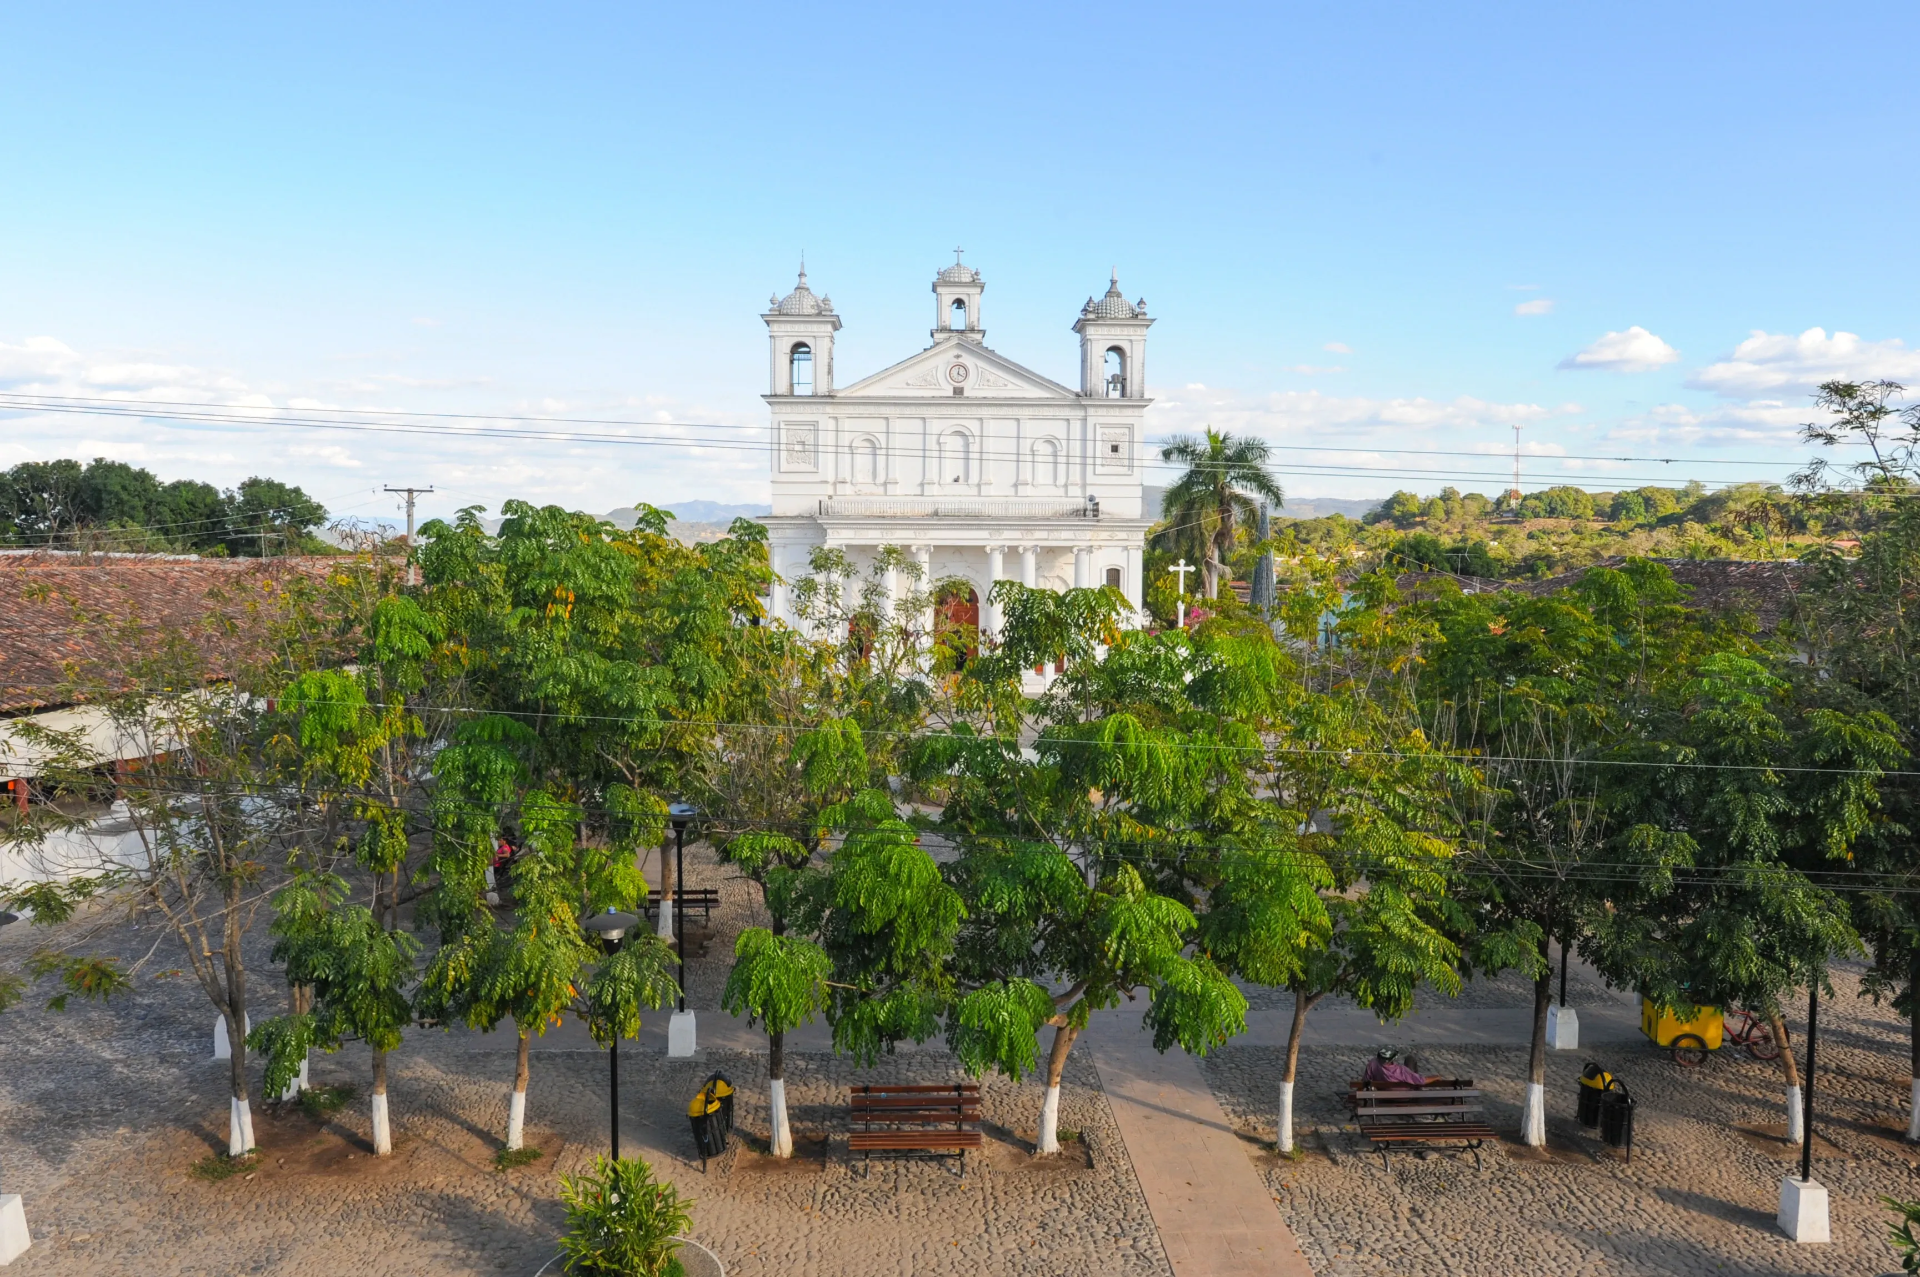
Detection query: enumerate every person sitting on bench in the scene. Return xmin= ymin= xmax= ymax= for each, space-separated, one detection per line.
xmin=1363 ymin=1049 xmax=1431 ymax=1088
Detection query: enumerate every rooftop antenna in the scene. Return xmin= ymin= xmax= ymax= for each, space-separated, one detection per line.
xmin=1510 ymin=425 xmax=1525 ymax=505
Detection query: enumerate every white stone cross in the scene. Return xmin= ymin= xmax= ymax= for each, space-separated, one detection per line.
xmin=1170 ymin=559 xmax=1195 ymax=628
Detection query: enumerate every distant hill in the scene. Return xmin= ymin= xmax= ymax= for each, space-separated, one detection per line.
xmin=1141 ymin=485 xmax=1374 ymax=522
xmin=602 ymin=500 xmax=771 ymax=527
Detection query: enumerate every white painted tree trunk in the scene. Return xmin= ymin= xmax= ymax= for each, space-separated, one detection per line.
xmin=1276 ymin=1080 xmax=1295 ymax=1154
xmin=229 ymin=1097 xmax=255 ymax=1157
xmin=769 ymin=1079 xmax=792 ymax=1158
xmin=656 ymin=897 xmax=674 ymax=939
xmin=1521 ymin=1082 xmax=1546 ymax=1146
xmin=1785 ymin=1084 xmax=1804 ymax=1144
xmin=1037 ymin=1084 xmax=1062 ymax=1154
xmin=372 ymin=1093 xmax=392 ymax=1156
xmin=1907 ymin=1078 xmax=1920 ymax=1142
xmin=279 ymin=1053 xmax=310 ymax=1101
xmin=506 ymin=1091 xmax=526 ymax=1150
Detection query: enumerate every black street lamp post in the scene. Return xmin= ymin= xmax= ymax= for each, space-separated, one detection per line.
xmin=582 ymin=910 xmax=638 ymax=1161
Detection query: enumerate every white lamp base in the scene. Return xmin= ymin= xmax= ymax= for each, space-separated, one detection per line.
xmin=1547 ymin=1005 xmax=1580 ymax=1050
xmin=1777 ymin=1174 xmax=1830 ymax=1243
xmin=667 ymin=1010 xmax=697 ymax=1058
xmin=212 ymin=1013 xmax=252 ymax=1060
xmin=0 ymin=1194 xmax=30 ymax=1265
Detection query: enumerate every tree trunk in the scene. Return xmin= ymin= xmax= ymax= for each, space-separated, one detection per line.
xmin=768 ymin=1027 xmax=792 ymax=1158
xmin=1037 ymin=1022 xmax=1079 ymax=1155
xmin=1277 ymin=987 xmax=1320 ymax=1154
xmin=371 ymin=1046 xmax=392 ymax=1156
xmin=226 ymin=1006 xmax=254 ymax=1157
xmin=1909 ymin=944 xmax=1920 ymax=1142
xmin=655 ymin=831 xmax=676 ymax=940
xmin=224 ymin=901 xmax=254 ymax=1158
xmin=506 ymin=1027 xmax=530 ymax=1150
xmin=280 ymin=985 xmax=312 ymax=1100
xmin=1522 ymin=936 xmax=1551 ymax=1146
xmin=1769 ymin=1009 xmax=1804 ymax=1143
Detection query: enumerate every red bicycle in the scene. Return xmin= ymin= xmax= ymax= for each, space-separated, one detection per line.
xmin=1671 ymin=1007 xmax=1781 ymax=1067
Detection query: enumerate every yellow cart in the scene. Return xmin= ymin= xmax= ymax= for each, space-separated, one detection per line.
xmin=1641 ymin=996 xmax=1722 ymax=1067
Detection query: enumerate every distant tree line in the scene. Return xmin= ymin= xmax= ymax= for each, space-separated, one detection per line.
xmin=0 ymin=457 xmax=329 ymax=555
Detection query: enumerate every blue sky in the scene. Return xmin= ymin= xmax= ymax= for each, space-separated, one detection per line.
xmin=2 ymin=2 xmax=1916 ymax=524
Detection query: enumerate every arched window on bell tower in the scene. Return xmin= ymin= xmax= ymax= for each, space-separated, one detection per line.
xmin=791 ymin=343 xmax=814 ymax=396
xmin=950 ymin=298 xmax=967 ymax=331
xmin=1104 ymin=348 xmax=1126 ymax=398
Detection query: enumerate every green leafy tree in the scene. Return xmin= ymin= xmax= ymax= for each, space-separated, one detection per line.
xmin=250 ymin=869 xmax=418 ymax=1154
xmin=1417 ymin=561 xmax=1725 ymax=1144
xmin=721 ymin=928 xmax=830 ymax=1157
xmin=1203 ymin=570 xmax=1469 ymax=1150
xmin=1157 ymin=428 xmax=1285 ymax=599
xmin=1597 ymin=651 xmax=1900 ymax=1140
xmin=1793 ymin=377 xmax=1920 ymax=1139
xmin=418 ymin=780 xmax=676 ymax=1150
xmin=920 ymin=585 xmax=1254 ymax=1153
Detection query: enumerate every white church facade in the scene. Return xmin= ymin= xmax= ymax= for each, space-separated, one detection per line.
xmin=760 ymin=254 xmax=1156 ymax=637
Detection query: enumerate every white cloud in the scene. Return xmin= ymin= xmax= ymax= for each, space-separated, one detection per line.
xmin=1514 ymin=299 xmax=1554 ymax=317
xmin=1559 ymin=326 xmax=1679 ymax=373
xmin=1322 ymin=342 xmax=1352 ymax=354
xmin=1687 ymin=327 xmax=1920 ymax=398
xmin=0 ymin=332 xmax=773 ymax=517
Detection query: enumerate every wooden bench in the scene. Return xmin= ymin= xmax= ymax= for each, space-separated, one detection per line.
xmin=848 ymin=1083 xmax=982 ymax=1176
xmin=1352 ymin=1080 xmax=1495 ymax=1170
xmin=642 ymin=887 xmax=720 ymax=924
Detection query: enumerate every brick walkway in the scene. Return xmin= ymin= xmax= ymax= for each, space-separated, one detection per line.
xmin=1087 ymin=1010 xmax=1313 ymax=1277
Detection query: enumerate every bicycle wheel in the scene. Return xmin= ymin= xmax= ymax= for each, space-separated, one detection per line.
xmin=1744 ymin=1020 xmax=1779 ymax=1061
xmin=1671 ymin=1033 xmax=1708 ymax=1067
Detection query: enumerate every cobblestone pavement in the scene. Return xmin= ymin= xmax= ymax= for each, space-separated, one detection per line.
xmin=1203 ymin=966 xmax=1919 ymax=1276
xmin=0 ymin=861 xmax=1165 ymax=1277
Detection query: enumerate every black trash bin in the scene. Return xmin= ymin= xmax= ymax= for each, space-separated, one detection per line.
xmin=703 ymin=1072 xmax=735 ymax=1145
xmin=1599 ymin=1080 xmax=1634 ymax=1160
xmin=688 ymin=1078 xmax=732 ymax=1171
xmin=1577 ymin=1064 xmax=1614 ymax=1127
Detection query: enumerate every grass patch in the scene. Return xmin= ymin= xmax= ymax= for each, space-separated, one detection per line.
xmin=1056 ymin=1129 xmax=1080 ymax=1143
xmin=191 ymin=1151 xmax=260 ymax=1182
xmin=297 ymin=1084 xmax=355 ymax=1120
xmin=493 ymin=1146 xmax=545 ymax=1171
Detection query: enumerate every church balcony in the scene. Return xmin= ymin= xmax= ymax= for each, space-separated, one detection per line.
xmin=814 ymin=496 xmax=1097 ymax=519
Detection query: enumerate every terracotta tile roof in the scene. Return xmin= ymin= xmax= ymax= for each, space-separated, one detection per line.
xmin=0 ymin=552 xmax=338 ymax=713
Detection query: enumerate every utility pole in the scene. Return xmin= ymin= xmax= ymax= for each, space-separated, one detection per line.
xmin=1510 ymin=425 xmax=1525 ymax=509
xmin=384 ymin=486 xmax=433 ymax=584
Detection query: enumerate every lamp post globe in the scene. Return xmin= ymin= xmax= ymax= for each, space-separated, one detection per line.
xmin=581 ymin=910 xmax=638 ymax=1161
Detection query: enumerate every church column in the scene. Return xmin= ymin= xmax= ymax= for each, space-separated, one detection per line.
xmin=1020 ymin=545 xmax=1037 ymax=589
xmin=1125 ymin=544 xmax=1144 ymax=619
xmin=1073 ymin=546 xmax=1090 ymax=590
xmin=912 ymin=545 xmax=935 ymax=659
xmin=984 ymin=544 xmax=1005 ymax=642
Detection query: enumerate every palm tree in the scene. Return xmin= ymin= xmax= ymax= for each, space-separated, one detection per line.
xmin=1157 ymin=428 xmax=1285 ymax=599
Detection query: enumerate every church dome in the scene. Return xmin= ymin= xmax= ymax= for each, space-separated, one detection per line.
xmin=1083 ymin=272 xmax=1140 ymax=320
xmin=937 ymin=261 xmax=980 ymax=284
xmin=770 ymin=268 xmax=832 ymax=315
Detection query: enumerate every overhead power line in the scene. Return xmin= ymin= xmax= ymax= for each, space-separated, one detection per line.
xmin=0 ymin=392 xmax=1834 ymax=492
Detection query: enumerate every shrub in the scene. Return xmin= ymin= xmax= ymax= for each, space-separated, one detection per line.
xmin=559 ymin=1155 xmax=693 ymax=1277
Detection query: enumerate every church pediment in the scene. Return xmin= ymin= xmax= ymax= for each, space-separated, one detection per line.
xmin=837 ymin=342 xmax=1079 ymax=401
